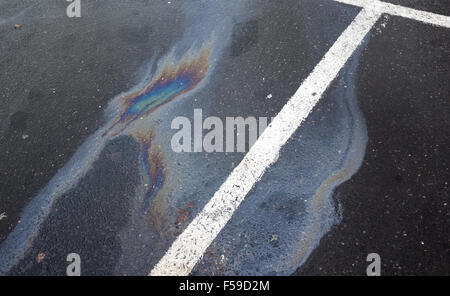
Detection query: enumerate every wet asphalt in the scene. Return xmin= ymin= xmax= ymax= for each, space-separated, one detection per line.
xmin=0 ymin=0 xmax=449 ymax=275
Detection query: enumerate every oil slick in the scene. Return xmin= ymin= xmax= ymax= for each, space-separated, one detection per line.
xmin=0 ymin=0 xmax=242 ymax=275
xmin=192 ymin=48 xmax=368 ymax=275
xmin=0 ymin=41 xmax=214 ymax=275
xmin=0 ymin=1 xmax=370 ymax=276
xmin=190 ymin=9 xmax=369 ymax=275
xmin=104 ymin=45 xmax=212 ymax=138
xmin=0 ymin=0 xmax=255 ymax=274
xmin=133 ymin=131 xmax=166 ymax=214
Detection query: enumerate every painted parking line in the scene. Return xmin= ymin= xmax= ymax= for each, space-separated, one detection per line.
xmin=333 ymin=0 xmax=450 ymax=28
xmin=150 ymin=0 xmax=450 ymax=276
xmin=150 ymin=8 xmax=381 ymax=276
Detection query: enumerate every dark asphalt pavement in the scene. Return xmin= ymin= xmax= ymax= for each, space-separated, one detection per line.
xmin=296 ymin=14 xmax=450 ymax=275
xmin=0 ymin=0 xmax=448 ymax=275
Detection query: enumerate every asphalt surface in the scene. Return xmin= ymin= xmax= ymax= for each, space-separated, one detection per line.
xmin=296 ymin=13 xmax=450 ymax=275
xmin=0 ymin=0 xmax=449 ymax=275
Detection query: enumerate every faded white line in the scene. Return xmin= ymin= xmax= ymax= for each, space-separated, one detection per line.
xmin=150 ymin=8 xmax=381 ymax=276
xmin=0 ymin=213 xmax=7 ymax=221
xmin=333 ymin=0 xmax=450 ymax=28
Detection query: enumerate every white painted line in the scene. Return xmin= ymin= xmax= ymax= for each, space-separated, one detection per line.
xmin=333 ymin=0 xmax=450 ymax=28
xmin=150 ymin=8 xmax=381 ymax=276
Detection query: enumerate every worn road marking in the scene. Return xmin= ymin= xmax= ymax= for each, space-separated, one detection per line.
xmin=150 ymin=8 xmax=381 ymax=276
xmin=333 ymin=0 xmax=450 ymax=28
xmin=0 ymin=213 xmax=7 ymax=221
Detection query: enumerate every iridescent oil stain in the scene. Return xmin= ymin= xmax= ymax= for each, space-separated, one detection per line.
xmin=133 ymin=131 xmax=166 ymax=214
xmin=0 ymin=41 xmax=214 ymax=275
xmin=104 ymin=45 xmax=212 ymax=137
xmin=1 ymin=1 xmax=370 ymax=276
xmin=0 ymin=0 xmax=258 ymax=276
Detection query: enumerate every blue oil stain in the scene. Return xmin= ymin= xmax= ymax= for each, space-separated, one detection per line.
xmin=0 ymin=28 xmax=214 ymax=277
xmin=0 ymin=0 xmax=369 ymax=276
xmin=0 ymin=0 xmax=239 ymax=275
xmin=137 ymin=135 xmax=165 ymax=214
